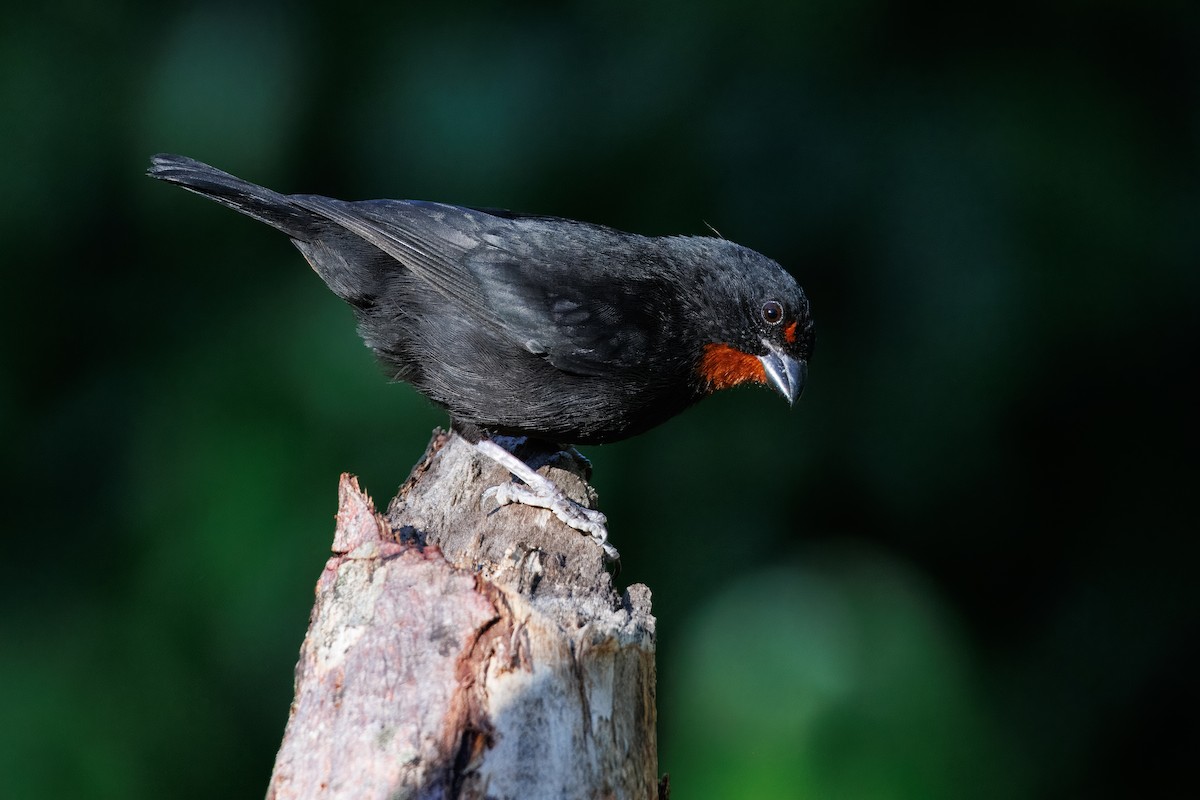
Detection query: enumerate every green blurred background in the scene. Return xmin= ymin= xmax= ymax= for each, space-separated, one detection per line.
xmin=3 ymin=1 xmax=1196 ymax=797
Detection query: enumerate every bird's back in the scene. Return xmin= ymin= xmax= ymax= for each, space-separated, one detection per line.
xmin=149 ymin=155 xmax=710 ymax=443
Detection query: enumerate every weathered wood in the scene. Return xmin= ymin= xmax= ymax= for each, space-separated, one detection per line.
xmin=267 ymin=430 xmax=659 ymax=800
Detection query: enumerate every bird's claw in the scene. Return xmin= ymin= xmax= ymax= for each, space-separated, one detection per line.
xmin=475 ymin=438 xmax=618 ymax=560
xmin=483 ymin=480 xmax=618 ymax=560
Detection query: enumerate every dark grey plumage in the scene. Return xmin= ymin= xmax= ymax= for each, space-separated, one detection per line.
xmin=148 ymin=154 xmax=813 ymax=445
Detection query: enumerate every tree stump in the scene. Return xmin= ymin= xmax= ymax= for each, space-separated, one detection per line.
xmin=266 ymin=430 xmax=659 ymax=800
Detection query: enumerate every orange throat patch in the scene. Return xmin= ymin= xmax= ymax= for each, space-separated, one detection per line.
xmin=698 ymin=343 xmax=766 ymax=392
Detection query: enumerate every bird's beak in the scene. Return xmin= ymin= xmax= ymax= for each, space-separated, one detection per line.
xmin=759 ymin=341 xmax=806 ymax=405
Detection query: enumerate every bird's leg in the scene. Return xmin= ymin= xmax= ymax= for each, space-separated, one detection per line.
xmin=475 ymin=438 xmax=618 ymax=560
xmin=543 ymin=446 xmax=593 ymax=479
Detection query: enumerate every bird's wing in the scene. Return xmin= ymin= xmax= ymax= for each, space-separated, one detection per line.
xmin=289 ymin=195 xmax=508 ymax=329
xmin=292 ymin=196 xmax=665 ymax=376
xmin=462 ymin=234 xmax=664 ymax=375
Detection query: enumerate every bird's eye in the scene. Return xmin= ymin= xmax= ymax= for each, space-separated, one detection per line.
xmin=761 ymin=300 xmax=784 ymax=325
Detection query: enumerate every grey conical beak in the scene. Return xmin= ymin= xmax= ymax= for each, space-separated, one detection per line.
xmin=758 ymin=342 xmax=807 ymax=405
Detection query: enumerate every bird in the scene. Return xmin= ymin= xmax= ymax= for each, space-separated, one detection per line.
xmin=147 ymin=154 xmax=813 ymax=559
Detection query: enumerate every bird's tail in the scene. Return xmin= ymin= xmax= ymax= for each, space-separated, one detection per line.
xmin=147 ymin=154 xmax=322 ymax=243
xmin=147 ymin=153 xmax=391 ymax=306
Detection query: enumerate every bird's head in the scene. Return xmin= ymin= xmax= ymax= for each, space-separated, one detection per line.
xmin=689 ymin=240 xmax=813 ymax=405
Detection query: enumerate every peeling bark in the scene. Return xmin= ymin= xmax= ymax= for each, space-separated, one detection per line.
xmin=267 ymin=431 xmax=658 ymax=800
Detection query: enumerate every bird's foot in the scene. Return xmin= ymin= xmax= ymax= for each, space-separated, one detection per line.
xmin=475 ymin=438 xmax=618 ymax=561
xmin=483 ymin=481 xmax=618 ymax=560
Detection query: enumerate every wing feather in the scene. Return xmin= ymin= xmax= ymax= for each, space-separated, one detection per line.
xmin=293 ymin=195 xmax=669 ymax=376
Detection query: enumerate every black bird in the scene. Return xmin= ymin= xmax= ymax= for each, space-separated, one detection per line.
xmin=148 ymin=155 xmax=813 ymax=557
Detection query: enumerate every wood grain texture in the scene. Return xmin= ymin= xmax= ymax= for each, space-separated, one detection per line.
xmin=267 ymin=431 xmax=658 ymax=800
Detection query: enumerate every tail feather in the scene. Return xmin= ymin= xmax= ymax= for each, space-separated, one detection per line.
xmin=149 ymin=154 xmax=392 ymax=306
xmin=147 ymin=154 xmax=322 ymax=243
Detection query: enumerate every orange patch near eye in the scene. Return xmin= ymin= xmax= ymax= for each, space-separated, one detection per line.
xmin=784 ymin=321 xmax=798 ymax=344
xmin=698 ymin=343 xmax=766 ymax=392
